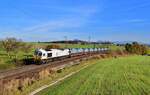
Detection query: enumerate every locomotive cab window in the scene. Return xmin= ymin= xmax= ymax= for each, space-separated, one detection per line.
xmin=47 ymin=53 xmax=52 ymax=57
xmin=38 ymin=52 xmax=42 ymax=56
xmin=43 ymin=53 xmax=46 ymax=56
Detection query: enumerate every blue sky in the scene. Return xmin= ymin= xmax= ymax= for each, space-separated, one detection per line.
xmin=0 ymin=0 xmax=150 ymax=43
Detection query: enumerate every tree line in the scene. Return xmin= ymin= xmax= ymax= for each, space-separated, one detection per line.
xmin=125 ymin=42 xmax=148 ymax=55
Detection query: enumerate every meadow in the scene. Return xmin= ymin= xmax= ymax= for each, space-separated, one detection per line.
xmin=36 ymin=56 xmax=150 ymax=95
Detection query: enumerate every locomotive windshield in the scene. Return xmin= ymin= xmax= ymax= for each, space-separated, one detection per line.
xmin=34 ymin=50 xmax=42 ymax=56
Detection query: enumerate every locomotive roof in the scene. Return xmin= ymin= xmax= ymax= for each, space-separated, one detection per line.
xmin=37 ymin=48 xmax=69 ymax=53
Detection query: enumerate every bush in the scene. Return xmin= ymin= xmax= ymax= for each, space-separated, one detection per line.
xmin=125 ymin=42 xmax=148 ymax=55
xmin=57 ymin=69 xmax=62 ymax=73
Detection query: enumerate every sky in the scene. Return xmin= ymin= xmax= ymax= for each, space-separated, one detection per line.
xmin=0 ymin=0 xmax=150 ymax=43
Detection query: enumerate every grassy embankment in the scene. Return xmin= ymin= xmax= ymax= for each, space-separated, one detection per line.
xmin=5 ymin=58 xmax=100 ymax=95
xmin=0 ymin=42 xmax=123 ymax=70
xmin=36 ymin=56 xmax=150 ymax=95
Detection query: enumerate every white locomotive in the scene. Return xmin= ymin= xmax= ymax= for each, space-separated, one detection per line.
xmin=34 ymin=48 xmax=70 ymax=60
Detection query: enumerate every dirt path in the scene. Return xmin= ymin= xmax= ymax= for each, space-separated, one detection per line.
xmin=29 ymin=65 xmax=89 ymax=95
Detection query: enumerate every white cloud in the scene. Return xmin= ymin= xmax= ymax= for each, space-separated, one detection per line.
xmin=22 ymin=6 xmax=99 ymax=33
xmin=22 ymin=18 xmax=85 ymax=33
xmin=124 ymin=19 xmax=146 ymax=23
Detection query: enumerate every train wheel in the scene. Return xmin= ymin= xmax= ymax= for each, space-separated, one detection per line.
xmin=41 ymin=60 xmax=47 ymax=64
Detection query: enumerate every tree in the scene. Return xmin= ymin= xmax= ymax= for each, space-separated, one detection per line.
xmin=45 ymin=44 xmax=61 ymax=50
xmin=125 ymin=43 xmax=132 ymax=53
xmin=2 ymin=38 xmax=22 ymax=58
xmin=140 ymin=45 xmax=148 ymax=55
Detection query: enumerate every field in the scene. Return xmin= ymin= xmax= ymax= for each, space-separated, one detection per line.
xmin=36 ymin=56 xmax=150 ymax=95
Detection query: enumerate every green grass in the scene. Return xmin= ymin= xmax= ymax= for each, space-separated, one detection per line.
xmin=0 ymin=53 xmax=16 ymax=70
xmin=36 ymin=56 xmax=150 ymax=95
xmin=20 ymin=59 xmax=97 ymax=95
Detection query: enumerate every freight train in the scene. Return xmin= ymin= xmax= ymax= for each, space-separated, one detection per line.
xmin=34 ymin=48 xmax=108 ymax=64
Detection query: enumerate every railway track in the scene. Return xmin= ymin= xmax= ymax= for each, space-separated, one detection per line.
xmin=0 ymin=51 xmax=102 ymax=79
xmin=0 ymin=51 xmax=107 ymax=94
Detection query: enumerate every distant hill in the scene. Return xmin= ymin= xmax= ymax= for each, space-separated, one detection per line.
xmin=50 ymin=40 xmax=89 ymax=44
xmin=39 ymin=40 xmax=114 ymax=45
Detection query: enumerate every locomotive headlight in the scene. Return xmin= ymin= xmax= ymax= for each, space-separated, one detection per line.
xmin=34 ymin=55 xmax=41 ymax=64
